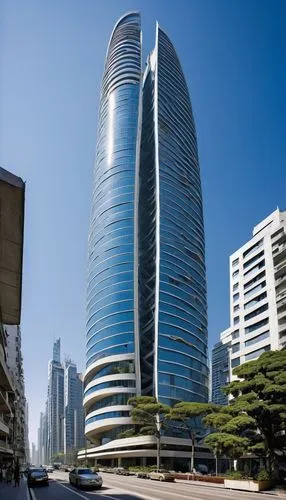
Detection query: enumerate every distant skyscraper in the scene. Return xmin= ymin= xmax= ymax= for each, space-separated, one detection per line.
xmin=47 ymin=339 xmax=64 ymax=460
xmin=53 ymin=338 xmax=61 ymax=364
xmin=31 ymin=442 xmax=37 ymax=465
xmin=213 ymin=209 xmax=286 ymax=389
xmin=37 ymin=412 xmax=45 ymax=465
xmin=211 ymin=329 xmax=231 ymax=405
xmin=83 ymin=12 xmax=208 ymax=465
xmin=64 ymin=361 xmax=85 ymax=456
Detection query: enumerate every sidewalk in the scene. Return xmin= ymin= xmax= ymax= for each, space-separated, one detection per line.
xmin=176 ymin=479 xmax=224 ymax=488
xmin=0 ymin=478 xmax=29 ymax=499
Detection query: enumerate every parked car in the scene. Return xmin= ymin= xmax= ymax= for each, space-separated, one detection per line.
xmin=149 ymin=469 xmax=175 ymax=482
xmin=46 ymin=466 xmax=54 ymax=473
xmin=27 ymin=467 xmax=49 ymax=486
xmin=116 ymin=468 xmax=130 ymax=475
xmin=69 ymin=468 xmax=103 ymax=489
xmin=137 ymin=472 xmax=149 ymax=479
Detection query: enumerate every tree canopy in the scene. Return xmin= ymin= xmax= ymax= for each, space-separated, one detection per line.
xmin=204 ymin=350 xmax=286 ymax=477
xmin=128 ymin=396 xmax=170 ymax=436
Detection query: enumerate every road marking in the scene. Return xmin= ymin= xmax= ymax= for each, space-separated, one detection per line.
xmin=29 ymin=488 xmax=37 ymax=500
xmin=57 ymin=480 xmax=121 ymax=500
xmin=102 ymin=481 xmax=159 ymax=500
xmin=26 ymin=484 xmax=31 ymax=500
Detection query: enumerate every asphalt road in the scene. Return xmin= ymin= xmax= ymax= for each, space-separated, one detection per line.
xmin=28 ymin=470 xmax=277 ymax=500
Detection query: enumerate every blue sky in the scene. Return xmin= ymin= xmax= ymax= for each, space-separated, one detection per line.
xmin=1 ymin=0 xmax=285 ymax=445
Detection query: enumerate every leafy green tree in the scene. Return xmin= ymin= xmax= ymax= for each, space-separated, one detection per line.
xmin=128 ymin=396 xmax=170 ymax=468
xmin=204 ymin=350 xmax=286 ymax=478
xmin=166 ymin=402 xmax=216 ymax=472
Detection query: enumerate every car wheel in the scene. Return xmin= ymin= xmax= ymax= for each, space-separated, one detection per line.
xmin=159 ymin=476 xmax=164 ymax=481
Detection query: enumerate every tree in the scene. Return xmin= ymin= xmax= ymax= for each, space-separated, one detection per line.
xmin=204 ymin=350 xmax=286 ymax=478
xmin=166 ymin=402 xmax=216 ymax=472
xmin=128 ymin=396 xmax=170 ymax=468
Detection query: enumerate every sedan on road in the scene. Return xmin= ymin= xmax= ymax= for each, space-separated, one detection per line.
xmin=149 ymin=469 xmax=175 ymax=482
xmin=69 ymin=467 xmax=103 ymax=489
xmin=27 ymin=467 xmax=49 ymax=486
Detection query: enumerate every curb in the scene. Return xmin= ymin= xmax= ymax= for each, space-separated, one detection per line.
xmin=176 ymin=479 xmax=224 ymax=489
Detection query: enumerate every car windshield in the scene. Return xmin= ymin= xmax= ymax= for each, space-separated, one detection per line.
xmin=31 ymin=469 xmax=45 ymax=473
xmin=78 ymin=469 xmax=92 ymax=474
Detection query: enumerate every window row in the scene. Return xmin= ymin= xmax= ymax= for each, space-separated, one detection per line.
xmin=86 ymin=411 xmax=130 ymax=426
xmin=84 ymin=379 xmax=136 ymax=397
xmin=87 ymin=393 xmax=135 ymax=415
xmin=244 ymin=303 xmax=268 ymax=322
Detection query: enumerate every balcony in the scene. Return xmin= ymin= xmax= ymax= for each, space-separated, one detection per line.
xmin=272 ymin=229 xmax=286 ymax=246
xmin=274 ymin=260 xmax=286 ymax=278
xmin=0 ymin=415 xmax=10 ymax=436
xmin=276 ymin=274 xmax=286 ymax=291
xmin=0 ymin=344 xmax=14 ymax=391
xmin=273 ymin=243 xmax=286 ymax=265
xmin=276 ymin=290 xmax=286 ymax=309
xmin=0 ymin=390 xmax=12 ymax=414
xmin=0 ymin=438 xmax=13 ymax=455
xmin=278 ymin=309 xmax=286 ymax=323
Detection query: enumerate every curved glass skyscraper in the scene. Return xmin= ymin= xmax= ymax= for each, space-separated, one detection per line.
xmin=84 ymin=13 xmax=208 ymax=454
xmin=84 ymin=12 xmax=141 ymax=443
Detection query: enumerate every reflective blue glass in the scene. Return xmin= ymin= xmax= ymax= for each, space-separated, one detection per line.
xmin=138 ymin=25 xmax=208 ymax=403
xmin=84 ymin=379 xmax=136 ymax=397
xmin=85 ymin=14 xmax=209 ymax=445
xmin=86 ymin=411 xmax=130 ymax=425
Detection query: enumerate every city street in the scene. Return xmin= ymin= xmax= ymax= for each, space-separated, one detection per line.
xmin=27 ymin=470 xmax=279 ymax=500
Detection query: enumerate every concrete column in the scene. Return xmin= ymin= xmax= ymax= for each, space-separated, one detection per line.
xmin=140 ymin=457 xmax=146 ymax=466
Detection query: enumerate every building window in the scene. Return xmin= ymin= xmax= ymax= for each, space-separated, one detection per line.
xmin=233 ymin=305 xmax=240 ymax=312
xmin=231 ymin=357 xmax=240 ymax=368
xmin=232 ymin=343 xmax=240 ymax=353
xmin=232 ymin=329 xmax=240 ymax=340
xmin=244 ymin=291 xmax=267 ymax=310
xmin=233 ymin=293 xmax=239 ymax=302
xmin=244 ymin=331 xmax=269 ymax=348
xmin=244 ymin=281 xmax=266 ymax=299
xmin=245 ymin=318 xmax=268 ymax=334
xmin=233 ymin=316 xmax=239 ymax=325
xmin=244 ymin=303 xmax=268 ymax=322
xmin=244 ymin=271 xmax=265 ymax=290
xmin=245 ymin=345 xmax=270 ymax=361
xmin=243 ymin=250 xmax=264 ymax=270
xmin=233 ymin=283 xmax=239 ymax=291
xmin=232 ymin=270 xmax=239 ymax=278
xmin=232 ymin=258 xmax=239 ymax=267
xmin=243 ymin=239 xmax=263 ymax=258
xmin=244 ymin=259 xmax=265 ymax=277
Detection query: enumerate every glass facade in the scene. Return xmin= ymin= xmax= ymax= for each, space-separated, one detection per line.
xmin=85 ymin=12 xmax=141 ymax=440
xmin=85 ymin=14 xmax=209 ymax=445
xmin=138 ymin=25 xmax=208 ymax=405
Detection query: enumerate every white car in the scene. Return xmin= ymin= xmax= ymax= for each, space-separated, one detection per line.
xmin=46 ymin=466 xmax=54 ymax=473
xmin=148 ymin=469 xmax=175 ymax=482
xmin=69 ymin=468 xmax=103 ymax=490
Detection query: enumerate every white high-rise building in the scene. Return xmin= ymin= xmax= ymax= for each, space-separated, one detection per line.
xmin=218 ymin=209 xmax=286 ymax=382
